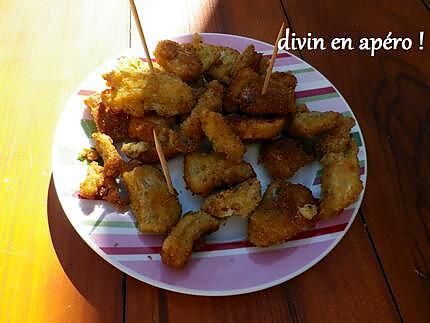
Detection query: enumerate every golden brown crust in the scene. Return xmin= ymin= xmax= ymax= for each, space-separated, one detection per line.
xmin=161 ymin=211 xmax=219 ymax=268
xmin=206 ymin=46 xmax=240 ymax=84
xmin=122 ymin=165 xmax=181 ymax=233
xmin=248 ymin=181 xmax=317 ymax=247
xmin=200 ymin=110 xmax=245 ymax=161
xmin=128 ymin=114 xmax=175 ymax=142
xmin=84 ymin=93 xmax=129 ymax=142
xmin=238 ymin=72 xmax=297 ymax=116
xmin=191 ymin=33 xmax=221 ymax=72
xmin=183 ymin=152 xmax=255 ymax=196
xmin=233 ymin=45 xmax=265 ymax=76
xmin=154 ymin=40 xmax=203 ymax=81
xmin=92 ymin=132 xmax=123 ymax=177
xmin=224 ymin=68 xmax=259 ymax=113
xmin=202 ymin=178 xmax=262 ymax=218
xmin=260 ymin=138 xmax=314 ymax=179
xmin=318 ymin=139 xmax=363 ymax=220
xmin=226 ymin=115 xmax=285 ymax=140
xmin=287 ymin=111 xmax=341 ymax=139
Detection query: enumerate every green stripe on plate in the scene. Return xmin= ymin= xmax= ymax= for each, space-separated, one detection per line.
xmin=291 ymin=67 xmax=315 ymax=74
xmin=82 ymin=220 xmax=137 ymax=228
xmin=295 ymin=92 xmax=339 ymax=104
xmin=81 ymin=119 xmax=97 ymax=138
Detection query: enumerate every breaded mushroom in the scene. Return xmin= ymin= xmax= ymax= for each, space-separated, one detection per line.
xmin=161 ymin=211 xmax=220 ymax=268
xmin=92 ymin=132 xmax=123 ymax=177
xmin=226 ymin=115 xmax=285 ymax=141
xmin=202 ymin=178 xmax=262 ymax=218
xmin=122 ymin=165 xmax=181 ymax=233
xmin=318 ymin=139 xmax=363 ymax=220
xmin=248 ymin=181 xmax=318 ymax=247
xmin=287 ymin=111 xmax=340 ymax=139
xmin=260 ymin=138 xmax=314 ymax=179
xmin=154 ymin=40 xmax=203 ymax=81
xmin=183 ymin=152 xmax=255 ymax=196
xmin=239 ymin=72 xmax=297 ymax=115
xmin=101 ymin=58 xmax=194 ymax=117
xmin=200 ymin=110 xmax=245 ymax=161
xmin=315 ymin=115 xmax=356 ymax=156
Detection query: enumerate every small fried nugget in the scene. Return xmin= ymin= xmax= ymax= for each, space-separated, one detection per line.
xmin=260 ymin=138 xmax=314 ymax=179
xmin=288 ymin=111 xmax=340 ymax=139
xmin=248 ymin=181 xmax=318 ymax=247
xmin=161 ymin=211 xmax=220 ymax=268
xmin=184 ymin=152 xmax=255 ymax=196
xmin=239 ymin=72 xmax=297 ymax=115
xmin=200 ymin=111 xmax=245 ymax=161
xmin=154 ymin=40 xmax=203 ymax=81
xmin=128 ymin=114 xmax=175 ymax=142
xmin=78 ymin=147 xmax=99 ymax=162
xmin=315 ymin=115 xmax=356 ymax=156
xmin=84 ymin=93 xmax=129 ymax=142
xmin=319 ymin=139 xmax=363 ymax=220
xmin=224 ymin=68 xmax=259 ymax=113
xmin=92 ymin=132 xmax=123 ymax=177
xmin=178 ymin=80 xmax=224 ymax=152
xmin=122 ymin=165 xmax=181 ymax=233
xmin=101 ymin=58 xmax=194 ymax=117
xmin=207 ymin=47 xmax=240 ymax=84
xmin=191 ymin=33 xmax=221 ymax=72
xmin=226 ymin=115 xmax=285 ymax=140
xmin=233 ymin=45 xmax=264 ymax=76
xmin=79 ymin=161 xmax=105 ymax=199
xmin=202 ymin=178 xmax=262 ymax=218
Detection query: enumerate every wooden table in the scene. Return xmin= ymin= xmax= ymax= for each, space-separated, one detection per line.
xmin=1 ymin=1 xmax=429 ymax=322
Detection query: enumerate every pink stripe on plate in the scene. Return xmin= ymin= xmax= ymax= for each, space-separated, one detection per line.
xmin=274 ymin=56 xmax=302 ymax=67
xmin=295 ymin=86 xmax=336 ymax=98
xmin=78 ymin=89 xmax=97 ymax=96
xmin=119 ymin=238 xmax=335 ymax=291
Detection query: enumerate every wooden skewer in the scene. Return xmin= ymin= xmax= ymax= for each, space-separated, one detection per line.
xmin=129 ymin=0 xmax=154 ymax=71
xmin=153 ymin=129 xmax=175 ymax=195
xmin=261 ymin=22 xmax=285 ymax=95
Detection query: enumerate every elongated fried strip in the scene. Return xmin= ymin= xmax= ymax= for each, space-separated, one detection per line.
xmin=200 ymin=111 xmax=245 ymax=161
xmin=92 ymin=132 xmax=123 ymax=177
xmin=154 ymin=40 xmax=203 ymax=81
xmin=259 ymin=138 xmax=314 ymax=179
xmin=226 ymin=115 xmax=285 ymax=140
xmin=315 ymin=115 xmax=356 ymax=156
xmin=248 ymin=181 xmax=317 ymax=247
xmin=178 ymin=80 xmax=224 ymax=152
xmin=84 ymin=93 xmax=129 ymax=142
xmin=319 ymin=139 xmax=363 ymax=219
xmin=184 ymin=152 xmax=255 ymax=196
xmin=202 ymin=178 xmax=262 ymax=218
xmin=122 ymin=165 xmax=181 ymax=233
xmin=239 ymin=72 xmax=297 ymax=115
xmin=161 ymin=211 xmax=220 ymax=268
xmin=287 ymin=111 xmax=340 ymax=138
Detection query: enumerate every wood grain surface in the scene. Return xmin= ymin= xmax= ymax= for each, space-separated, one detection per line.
xmin=1 ymin=0 xmax=429 ymax=322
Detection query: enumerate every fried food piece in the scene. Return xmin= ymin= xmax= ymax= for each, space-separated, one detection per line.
xmin=319 ymin=139 xmax=363 ymax=220
xmin=233 ymin=45 xmax=265 ymax=76
xmin=224 ymin=68 xmax=259 ymax=113
xmin=239 ymin=72 xmax=297 ymax=115
xmin=200 ymin=111 xmax=245 ymax=161
xmin=315 ymin=115 xmax=356 ymax=156
xmin=154 ymin=40 xmax=203 ymax=81
xmin=101 ymin=57 xmax=194 ymax=117
xmin=183 ymin=152 xmax=255 ymax=196
xmin=161 ymin=211 xmax=220 ymax=268
xmin=178 ymin=80 xmax=224 ymax=152
xmin=84 ymin=93 xmax=129 ymax=142
xmin=122 ymin=165 xmax=181 ymax=233
xmin=128 ymin=114 xmax=175 ymax=142
xmin=78 ymin=147 xmax=99 ymax=162
xmin=226 ymin=115 xmax=285 ymax=140
xmin=207 ymin=46 xmax=240 ymax=84
xmin=121 ymin=133 xmax=180 ymax=163
xmin=288 ymin=111 xmax=340 ymax=139
xmin=202 ymin=178 xmax=262 ymax=218
xmin=92 ymin=132 xmax=123 ymax=177
xmin=260 ymin=138 xmax=314 ymax=179
xmin=248 ymin=181 xmax=318 ymax=247
xmin=190 ymin=33 xmax=221 ymax=72
xmin=79 ymin=162 xmax=127 ymax=210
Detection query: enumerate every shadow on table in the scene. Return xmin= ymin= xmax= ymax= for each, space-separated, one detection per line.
xmin=46 ymin=175 xmax=124 ymax=315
